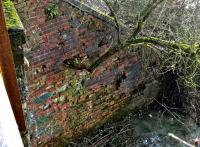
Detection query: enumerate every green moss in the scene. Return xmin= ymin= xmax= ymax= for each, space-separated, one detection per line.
xmin=67 ymin=105 xmax=87 ymax=131
xmin=3 ymin=0 xmax=23 ymax=29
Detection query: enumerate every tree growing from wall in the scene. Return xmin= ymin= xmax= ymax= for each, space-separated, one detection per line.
xmin=66 ymin=0 xmax=200 ymax=119
xmin=67 ymin=0 xmax=200 ymax=88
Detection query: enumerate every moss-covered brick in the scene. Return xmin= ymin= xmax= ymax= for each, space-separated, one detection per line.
xmin=3 ymin=0 xmax=23 ymax=29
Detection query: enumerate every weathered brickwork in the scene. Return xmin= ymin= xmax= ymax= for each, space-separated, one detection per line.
xmin=14 ymin=0 xmax=145 ymax=146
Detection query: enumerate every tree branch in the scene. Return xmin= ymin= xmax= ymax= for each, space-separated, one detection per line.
xmin=65 ymin=36 xmax=200 ymax=72
xmin=130 ymin=0 xmax=165 ymax=39
xmin=128 ymin=37 xmax=200 ymax=54
xmin=65 ymin=0 xmax=199 ymax=72
xmin=103 ymin=0 xmax=121 ymax=43
xmin=88 ymin=37 xmax=199 ymax=71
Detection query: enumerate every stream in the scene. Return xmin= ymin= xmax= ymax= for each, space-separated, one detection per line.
xmin=70 ymin=111 xmax=200 ymax=147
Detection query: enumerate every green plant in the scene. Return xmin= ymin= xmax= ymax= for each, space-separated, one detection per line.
xmin=45 ymin=3 xmax=59 ymax=19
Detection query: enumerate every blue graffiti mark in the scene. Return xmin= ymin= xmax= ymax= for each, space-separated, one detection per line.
xmin=34 ymin=93 xmax=53 ymax=104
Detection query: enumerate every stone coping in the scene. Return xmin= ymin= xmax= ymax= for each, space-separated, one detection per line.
xmin=2 ymin=0 xmax=24 ymax=30
xmin=63 ymin=0 xmax=117 ymax=27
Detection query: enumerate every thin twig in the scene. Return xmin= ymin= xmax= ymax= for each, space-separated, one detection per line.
xmin=103 ymin=0 xmax=121 ymax=43
xmin=168 ymin=133 xmax=195 ymax=147
xmin=130 ymin=0 xmax=165 ymax=39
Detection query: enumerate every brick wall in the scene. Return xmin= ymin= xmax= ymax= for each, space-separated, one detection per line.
xmin=14 ymin=0 xmax=147 ymax=146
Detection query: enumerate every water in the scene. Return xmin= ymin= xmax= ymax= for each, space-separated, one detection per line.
xmin=130 ymin=112 xmax=199 ymax=147
xmin=73 ymin=111 xmax=200 ymax=147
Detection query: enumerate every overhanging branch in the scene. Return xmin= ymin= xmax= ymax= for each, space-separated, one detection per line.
xmin=65 ymin=36 xmax=200 ymax=72
xmin=103 ymin=0 xmax=121 ymax=43
xmin=65 ymin=0 xmax=199 ymax=72
xmin=128 ymin=37 xmax=200 ymax=54
xmin=131 ymin=0 xmax=165 ymax=39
